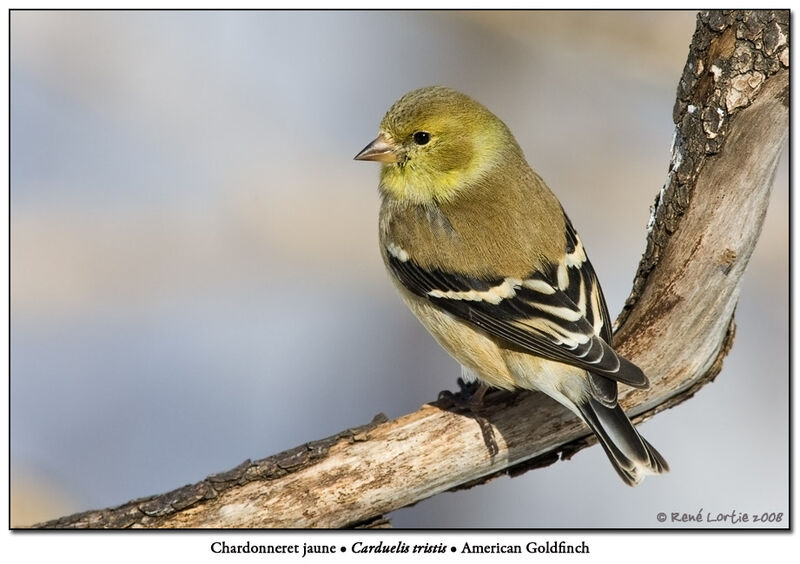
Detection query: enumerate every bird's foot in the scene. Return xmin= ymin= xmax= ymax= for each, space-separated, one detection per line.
xmin=437 ymin=379 xmax=486 ymax=410
xmin=437 ymin=382 xmax=498 ymax=457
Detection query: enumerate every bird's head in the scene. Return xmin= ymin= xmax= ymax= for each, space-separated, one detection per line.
xmin=355 ymin=86 xmax=517 ymax=206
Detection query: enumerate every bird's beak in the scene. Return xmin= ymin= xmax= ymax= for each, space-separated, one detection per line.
xmin=354 ymin=133 xmax=401 ymax=163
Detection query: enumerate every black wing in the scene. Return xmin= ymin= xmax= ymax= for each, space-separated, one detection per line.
xmin=386 ymin=221 xmax=647 ymax=392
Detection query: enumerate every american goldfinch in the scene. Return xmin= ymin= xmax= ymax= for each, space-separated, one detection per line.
xmin=355 ymin=86 xmax=668 ymax=486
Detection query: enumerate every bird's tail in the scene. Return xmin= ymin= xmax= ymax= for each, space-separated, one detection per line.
xmin=576 ymin=397 xmax=669 ymax=486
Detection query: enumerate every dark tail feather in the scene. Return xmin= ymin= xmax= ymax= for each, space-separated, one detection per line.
xmin=577 ymin=397 xmax=669 ymax=486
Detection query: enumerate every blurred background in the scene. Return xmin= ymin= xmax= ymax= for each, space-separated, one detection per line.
xmin=10 ymin=11 xmax=788 ymax=528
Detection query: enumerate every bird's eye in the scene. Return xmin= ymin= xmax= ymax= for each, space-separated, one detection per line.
xmin=413 ymin=131 xmax=431 ymax=145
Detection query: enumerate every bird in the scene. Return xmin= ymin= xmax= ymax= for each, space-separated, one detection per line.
xmin=354 ymin=86 xmax=668 ymax=486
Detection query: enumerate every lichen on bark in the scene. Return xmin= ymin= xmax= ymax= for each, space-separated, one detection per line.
xmin=618 ymin=9 xmax=788 ymax=329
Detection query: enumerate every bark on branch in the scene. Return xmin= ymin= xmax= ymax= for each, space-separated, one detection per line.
xmin=35 ymin=9 xmax=788 ymax=529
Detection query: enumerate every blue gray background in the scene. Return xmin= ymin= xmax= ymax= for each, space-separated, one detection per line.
xmin=11 ymin=11 xmax=788 ymax=527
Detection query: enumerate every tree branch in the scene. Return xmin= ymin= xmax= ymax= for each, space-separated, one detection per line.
xmin=34 ymin=9 xmax=788 ymax=529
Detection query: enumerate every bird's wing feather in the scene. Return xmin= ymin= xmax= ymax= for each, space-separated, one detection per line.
xmin=562 ymin=216 xmax=622 ymax=405
xmin=386 ymin=218 xmax=647 ymax=391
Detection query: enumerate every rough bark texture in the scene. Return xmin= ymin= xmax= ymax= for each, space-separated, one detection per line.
xmin=34 ymin=10 xmax=788 ymax=529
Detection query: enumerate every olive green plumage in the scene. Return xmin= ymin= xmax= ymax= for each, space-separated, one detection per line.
xmin=355 ymin=86 xmax=668 ymax=486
